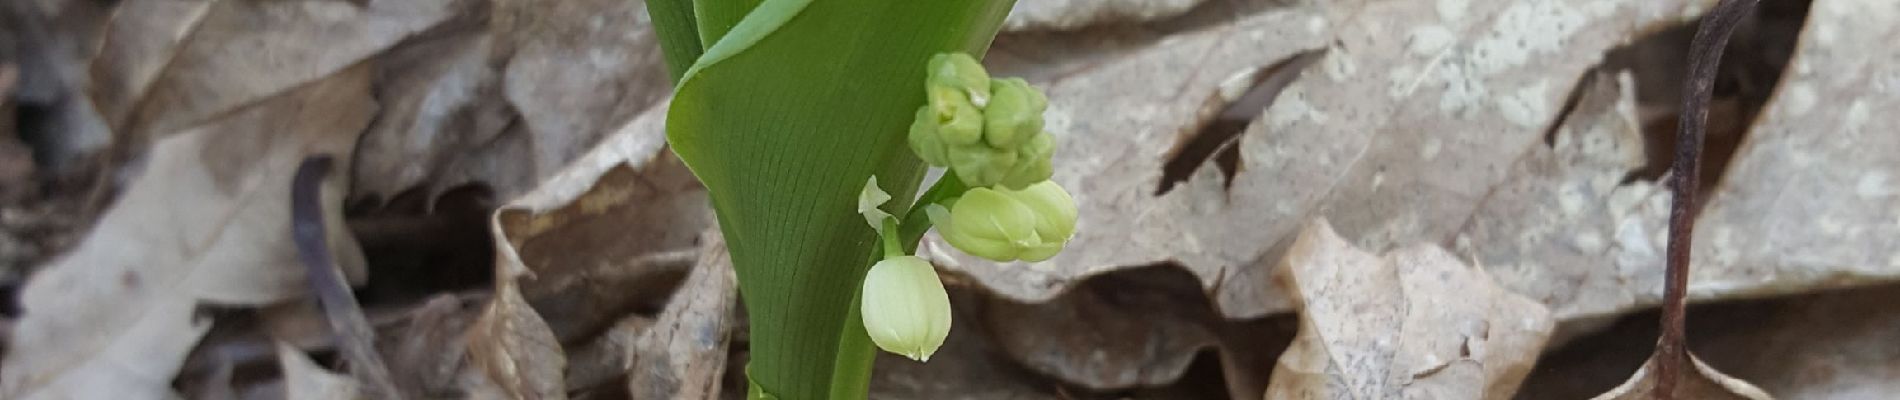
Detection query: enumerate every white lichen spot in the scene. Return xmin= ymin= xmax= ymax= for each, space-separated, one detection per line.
xmin=1813 ymin=21 xmax=1838 ymax=46
xmin=1420 ymin=138 xmax=1443 ymax=159
xmin=1408 ymin=26 xmax=1457 ymax=57
xmin=1436 ymin=0 xmax=1469 ymax=22
xmin=1306 ymin=15 xmax=1328 ymax=35
xmin=1471 ymin=2 xmax=1586 ymax=75
xmin=1778 ymin=84 xmax=1817 ymax=117
xmin=1324 ymin=51 xmax=1358 ymax=81
xmin=1843 ymin=99 xmax=1871 ymax=136
xmin=1267 ymin=86 xmax=1328 ymax=128
xmin=1858 ymin=172 xmax=1892 ymax=198
xmin=1496 ymin=80 xmax=1552 ymax=128
xmin=1572 ymin=230 xmax=1605 ymax=253
xmin=1557 ymin=181 xmax=1586 ymax=216
xmin=1436 ymin=63 xmax=1489 ymax=116
xmin=1389 ymin=65 xmax=1421 ymax=98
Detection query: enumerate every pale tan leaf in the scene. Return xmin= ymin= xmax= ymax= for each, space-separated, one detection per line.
xmin=350 ymin=24 xmax=513 ymax=200
xmin=1689 ymin=0 xmax=1900 ymax=300
xmin=465 ymin=99 xmax=708 ymax=400
xmin=1264 ymin=220 xmax=1553 ymax=400
xmin=0 ymin=66 xmax=374 ymax=400
xmin=565 ymin=234 xmax=735 ymax=399
xmin=1455 ymin=70 xmax=1664 ymax=320
xmin=467 ymin=276 xmax=566 ymax=400
xmin=90 ymin=0 xmax=454 ymax=144
xmin=1589 ymin=355 xmax=1771 ymax=400
xmin=276 ymin=342 xmax=362 ymax=400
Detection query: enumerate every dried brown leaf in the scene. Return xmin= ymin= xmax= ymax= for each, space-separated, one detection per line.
xmin=351 ymin=25 xmax=513 ymax=200
xmin=1589 ymin=355 xmax=1770 ymax=400
xmin=277 ymin=342 xmax=363 ymax=400
xmin=566 ymin=234 xmax=735 ymax=399
xmin=465 ymin=99 xmax=708 ymax=400
xmin=89 ymin=0 xmax=454 ymax=144
xmin=1264 ymin=220 xmax=1552 ymax=400
xmin=0 ymin=66 xmax=373 ymax=400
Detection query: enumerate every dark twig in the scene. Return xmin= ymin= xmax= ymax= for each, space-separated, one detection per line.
xmin=1655 ymin=0 xmax=1758 ymax=398
xmin=292 ymin=156 xmax=405 ymax=399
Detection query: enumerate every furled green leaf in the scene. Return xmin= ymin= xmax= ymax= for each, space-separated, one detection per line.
xmin=646 ymin=0 xmax=703 ymax=82
xmin=664 ymin=0 xmax=1014 ymax=398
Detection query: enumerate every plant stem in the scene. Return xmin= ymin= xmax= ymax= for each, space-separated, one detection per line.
xmin=1655 ymin=0 xmax=1756 ymax=397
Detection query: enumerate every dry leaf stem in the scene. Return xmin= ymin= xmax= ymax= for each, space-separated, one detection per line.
xmin=1657 ymin=0 xmax=1758 ymax=397
xmin=291 ymin=156 xmax=404 ymax=399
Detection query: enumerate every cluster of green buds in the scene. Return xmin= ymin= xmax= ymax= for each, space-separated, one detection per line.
xmin=858 ymin=53 xmax=1078 ymax=363
xmin=908 ymin=54 xmax=1055 ymax=190
xmin=910 ymin=54 xmax=1076 ymax=264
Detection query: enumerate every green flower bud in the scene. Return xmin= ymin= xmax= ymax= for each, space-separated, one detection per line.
xmin=907 ymin=107 xmax=951 ymax=166
xmin=928 ymin=53 xmax=990 ymax=106
xmin=997 ymin=132 xmax=1054 ymax=190
xmin=934 ymin=183 xmax=1077 ymax=262
xmin=909 ymin=53 xmax=1059 ymax=189
xmin=861 ymin=255 xmax=952 ymax=361
xmin=1009 ymin=181 xmax=1077 ymax=243
xmin=983 ymin=78 xmax=1047 ymax=149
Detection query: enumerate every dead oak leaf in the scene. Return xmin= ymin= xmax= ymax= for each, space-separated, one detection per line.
xmin=1264 ymin=220 xmax=1553 ymax=400
xmin=0 ymin=66 xmax=374 ymax=400
xmin=465 ymin=101 xmax=710 ymax=400
xmin=1589 ymin=355 xmax=1771 ymax=400
xmin=88 ymin=0 xmax=453 ymax=144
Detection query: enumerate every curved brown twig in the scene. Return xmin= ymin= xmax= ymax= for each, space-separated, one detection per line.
xmin=1655 ymin=0 xmax=1759 ymax=398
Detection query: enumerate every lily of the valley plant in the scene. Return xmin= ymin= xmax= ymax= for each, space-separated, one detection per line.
xmin=643 ymin=0 xmax=1075 ymax=398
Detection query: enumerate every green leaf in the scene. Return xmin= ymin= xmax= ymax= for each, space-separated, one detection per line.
xmin=694 ymin=0 xmax=765 ymax=48
xmin=645 ymin=0 xmax=703 ymax=83
xmin=664 ymin=0 xmax=1014 ymax=398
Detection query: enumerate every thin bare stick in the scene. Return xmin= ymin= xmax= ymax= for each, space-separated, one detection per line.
xmin=1655 ymin=0 xmax=1758 ymax=398
xmin=292 ymin=156 xmax=405 ymax=399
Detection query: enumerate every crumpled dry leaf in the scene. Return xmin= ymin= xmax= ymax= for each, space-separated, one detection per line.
xmin=566 ymin=234 xmax=735 ymax=399
xmin=1590 ymin=355 xmax=1771 ymax=400
xmin=379 ymin=294 xmax=487 ymax=397
xmin=0 ymin=66 xmax=374 ymax=399
xmin=467 ymin=264 xmax=566 ymax=400
xmin=351 ymin=22 xmax=513 ymax=201
xmin=1264 ymin=220 xmax=1553 ymax=400
xmin=353 ymin=0 xmax=674 ymax=205
xmin=277 ymin=342 xmax=363 ymax=400
xmin=89 ymin=0 xmax=453 ymax=144
xmin=466 ymin=100 xmax=709 ymax=399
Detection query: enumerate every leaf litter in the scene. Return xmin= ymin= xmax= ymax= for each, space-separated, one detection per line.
xmin=2 ymin=0 xmax=1898 ymax=397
